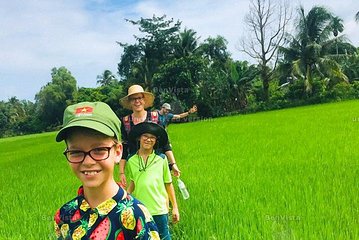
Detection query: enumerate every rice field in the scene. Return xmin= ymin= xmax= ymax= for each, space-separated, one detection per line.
xmin=0 ymin=100 xmax=358 ymax=239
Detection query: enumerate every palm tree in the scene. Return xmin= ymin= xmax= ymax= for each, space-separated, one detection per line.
xmin=96 ymin=70 xmax=117 ymax=86
xmin=331 ymin=16 xmax=344 ymax=55
xmin=175 ymin=28 xmax=200 ymax=57
xmin=278 ymin=6 xmax=348 ymax=95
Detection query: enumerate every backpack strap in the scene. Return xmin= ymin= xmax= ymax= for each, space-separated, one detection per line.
xmin=150 ymin=111 xmax=159 ymax=124
xmin=124 ymin=112 xmax=158 ymax=134
xmin=122 ymin=115 xmax=132 ymax=134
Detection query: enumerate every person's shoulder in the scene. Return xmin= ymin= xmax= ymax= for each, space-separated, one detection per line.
xmin=154 ymin=152 xmax=167 ymax=161
xmin=122 ymin=114 xmax=130 ymax=121
xmin=127 ymin=153 xmax=138 ymax=162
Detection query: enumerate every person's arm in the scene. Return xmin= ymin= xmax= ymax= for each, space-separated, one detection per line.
xmin=165 ymin=183 xmax=179 ymax=224
xmin=172 ymin=105 xmax=197 ymax=120
xmin=165 ymin=150 xmax=181 ymax=177
xmin=119 ymin=159 xmax=127 ymax=188
xmin=119 ymin=117 xmax=129 ymax=187
xmin=120 ymin=117 xmax=129 ymax=160
xmin=127 ymin=180 xmax=135 ymax=194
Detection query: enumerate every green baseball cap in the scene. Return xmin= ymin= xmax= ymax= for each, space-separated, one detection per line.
xmin=56 ymin=102 xmax=121 ymax=142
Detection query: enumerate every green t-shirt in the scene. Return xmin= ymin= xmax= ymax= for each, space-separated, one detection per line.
xmin=128 ymin=151 xmax=172 ymax=215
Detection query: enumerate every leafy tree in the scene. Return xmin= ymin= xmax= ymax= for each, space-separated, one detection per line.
xmin=330 ymin=16 xmax=344 ymax=56
xmin=0 ymin=111 xmax=7 ymax=134
xmin=96 ymin=70 xmax=118 ymax=86
xmin=196 ymin=63 xmax=228 ymax=117
xmin=229 ymin=61 xmax=258 ymax=110
xmin=0 ymin=101 xmax=9 ymax=136
xmin=199 ymin=36 xmax=230 ymax=70
xmin=331 ymin=16 xmax=343 ymax=38
xmin=195 ymin=36 xmax=235 ymax=116
xmin=153 ymin=55 xmax=205 ymax=108
xmin=76 ymin=81 xmax=124 ymax=116
xmin=0 ymin=98 xmax=37 ymax=137
xmin=175 ymin=28 xmax=200 ymax=57
xmin=240 ymin=0 xmax=291 ymax=101
xmin=117 ymin=15 xmax=181 ymax=90
xmin=76 ymin=87 xmax=105 ymax=103
xmin=278 ymin=6 xmax=348 ymax=96
xmin=35 ymin=67 xmax=77 ymax=129
xmin=340 ymin=48 xmax=359 ymax=83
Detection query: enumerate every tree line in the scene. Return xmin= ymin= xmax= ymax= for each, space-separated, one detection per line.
xmin=1 ymin=2 xmax=359 ymax=138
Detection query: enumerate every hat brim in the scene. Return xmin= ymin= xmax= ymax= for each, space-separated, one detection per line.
xmin=56 ymin=119 xmax=115 ymax=142
xmin=120 ymin=92 xmax=154 ymax=110
xmin=128 ymin=122 xmax=168 ymax=148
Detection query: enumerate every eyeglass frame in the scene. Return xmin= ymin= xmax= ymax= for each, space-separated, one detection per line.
xmin=63 ymin=144 xmax=117 ymax=163
xmin=129 ymin=95 xmax=144 ymax=102
xmin=140 ymin=134 xmax=157 ymax=142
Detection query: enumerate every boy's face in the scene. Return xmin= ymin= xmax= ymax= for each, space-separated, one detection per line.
xmin=129 ymin=93 xmax=145 ymax=112
xmin=139 ymin=133 xmax=157 ymax=150
xmin=65 ymin=128 xmax=122 ymax=189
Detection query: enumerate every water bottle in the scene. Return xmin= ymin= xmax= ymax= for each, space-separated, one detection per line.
xmin=177 ymin=178 xmax=189 ymax=200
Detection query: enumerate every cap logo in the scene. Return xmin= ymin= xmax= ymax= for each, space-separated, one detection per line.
xmin=75 ymin=106 xmax=94 ymax=117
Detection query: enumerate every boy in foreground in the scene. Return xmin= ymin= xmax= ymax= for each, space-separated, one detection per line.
xmin=127 ymin=122 xmax=179 ymax=240
xmin=54 ymin=102 xmax=159 ymax=239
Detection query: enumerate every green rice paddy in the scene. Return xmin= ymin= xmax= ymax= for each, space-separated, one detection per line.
xmin=1 ymin=100 xmax=358 ymax=239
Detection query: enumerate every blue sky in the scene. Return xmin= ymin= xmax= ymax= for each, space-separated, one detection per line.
xmin=0 ymin=0 xmax=358 ymax=101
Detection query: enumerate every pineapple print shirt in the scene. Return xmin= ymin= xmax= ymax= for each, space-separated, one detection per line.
xmin=54 ymin=184 xmax=160 ymax=240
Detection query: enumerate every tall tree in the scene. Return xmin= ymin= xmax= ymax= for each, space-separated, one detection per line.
xmin=96 ymin=70 xmax=118 ymax=86
xmin=153 ymin=55 xmax=205 ymax=107
xmin=330 ymin=16 xmax=344 ymax=55
xmin=0 ymin=98 xmax=37 ymax=137
xmin=229 ymin=61 xmax=258 ymax=110
xmin=196 ymin=36 xmax=234 ymax=116
xmin=35 ymin=67 xmax=77 ymax=129
xmin=199 ymin=35 xmax=231 ymax=70
xmin=117 ymin=15 xmax=181 ymax=90
xmin=175 ymin=28 xmax=200 ymax=57
xmin=278 ymin=6 xmax=348 ymax=95
xmin=240 ymin=0 xmax=291 ymax=101
xmin=340 ymin=47 xmax=359 ymax=83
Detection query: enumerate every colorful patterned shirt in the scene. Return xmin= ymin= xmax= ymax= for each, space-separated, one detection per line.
xmin=54 ymin=185 xmax=160 ymax=240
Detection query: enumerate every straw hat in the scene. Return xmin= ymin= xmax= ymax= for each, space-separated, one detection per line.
xmin=120 ymin=85 xmax=154 ymax=110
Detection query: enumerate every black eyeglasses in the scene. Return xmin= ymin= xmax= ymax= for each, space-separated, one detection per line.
xmin=63 ymin=144 xmax=116 ymax=163
xmin=129 ymin=96 xmax=144 ymax=102
xmin=141 ymin=134 xmax=157 ymax=142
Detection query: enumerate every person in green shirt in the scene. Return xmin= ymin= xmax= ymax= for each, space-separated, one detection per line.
xmin=127 ymin=122 xmax=179 ymax=240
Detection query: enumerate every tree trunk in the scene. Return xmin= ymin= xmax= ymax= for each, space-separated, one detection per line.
xmin=261 ymin=65 xmax=270 ymax=101
xmin=304 ymin=65 xmax=313 ymax=95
